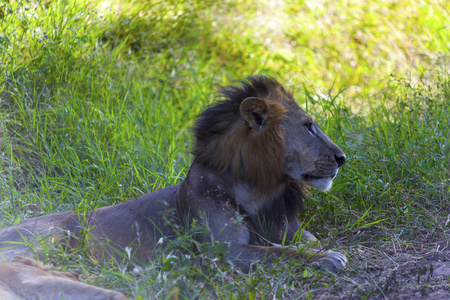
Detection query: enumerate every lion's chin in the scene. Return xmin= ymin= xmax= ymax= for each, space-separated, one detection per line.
xmin=300 ymin=170 xmax=338 ymax=192
xmin=307 ymin=178 xmax=333 ymax=191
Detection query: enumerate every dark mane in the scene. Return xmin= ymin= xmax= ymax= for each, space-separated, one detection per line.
xmin=193 ymin=76 xmax=295 ymax=192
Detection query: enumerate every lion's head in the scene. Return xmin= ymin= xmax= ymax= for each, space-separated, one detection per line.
xmin=193 ymin=76 xmax=345 ymax=193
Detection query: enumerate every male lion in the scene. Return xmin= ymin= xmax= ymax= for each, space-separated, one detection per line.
xmin=0 ymin=76 xmax=347 ymax=273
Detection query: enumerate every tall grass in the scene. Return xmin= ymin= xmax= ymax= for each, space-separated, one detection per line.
xmin=1 ymin=0 xmax=449 ymax=298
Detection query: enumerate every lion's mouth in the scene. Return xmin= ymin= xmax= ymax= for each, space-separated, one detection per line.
xmin=302 ymin=173 xmax=336 ymax=181
xmin=284 ymin=171 xmax=337 ymax=191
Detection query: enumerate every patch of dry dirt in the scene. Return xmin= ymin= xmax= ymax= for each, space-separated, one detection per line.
xmin=315 ymin=227 xmax=450 ymax=299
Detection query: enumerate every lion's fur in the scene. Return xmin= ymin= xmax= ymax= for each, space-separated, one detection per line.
xmin=0 ymin=76 xmax=347 ymax=282
xmin=194 ymin=76 xmax=293 ymax=193
xmin=0 ymin=256 xmax=127 ymax=300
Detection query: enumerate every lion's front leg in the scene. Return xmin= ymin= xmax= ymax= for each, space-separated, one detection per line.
xmin=203 ymin=214 xmax=346 ymax=272
xmin=286 ymin=225 xmax=319 ymax=244
xmin=307 ymin=249 xmax=347 ymax=272
xmin=229 ymin=244 xmax=347 ymax=272
xmin=285 ymin=222 xmax=347 ymax=271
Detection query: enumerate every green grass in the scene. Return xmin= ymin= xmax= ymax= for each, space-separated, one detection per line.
xmin=1 ymin=0 xmax=449 ymax=298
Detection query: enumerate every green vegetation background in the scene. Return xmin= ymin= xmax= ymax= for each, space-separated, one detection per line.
xmin=0 ymin=0 xmax=449 ymax=298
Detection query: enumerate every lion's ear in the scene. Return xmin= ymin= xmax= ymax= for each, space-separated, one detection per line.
xmin=240 ymin=97 xmax=269 ymax=130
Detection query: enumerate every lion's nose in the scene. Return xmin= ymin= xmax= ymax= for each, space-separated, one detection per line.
xmin=335 ymin=153 xmax=346 ymax=167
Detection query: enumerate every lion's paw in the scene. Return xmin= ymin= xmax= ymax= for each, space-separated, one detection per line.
xmin=311 ymin=250 xmax=347 ymax=272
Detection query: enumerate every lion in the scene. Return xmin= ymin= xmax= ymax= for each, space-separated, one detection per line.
xmin=0 ymin=256 xmax=127 ymax=300
xmin=0 ymin=76 xmax=347 ymax=274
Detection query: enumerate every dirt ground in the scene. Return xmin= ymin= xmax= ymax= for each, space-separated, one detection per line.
xmin=376 ymin=252 xmax=450 ymax=300
xmin=321 ymin=229 xmax=450 ymax=299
